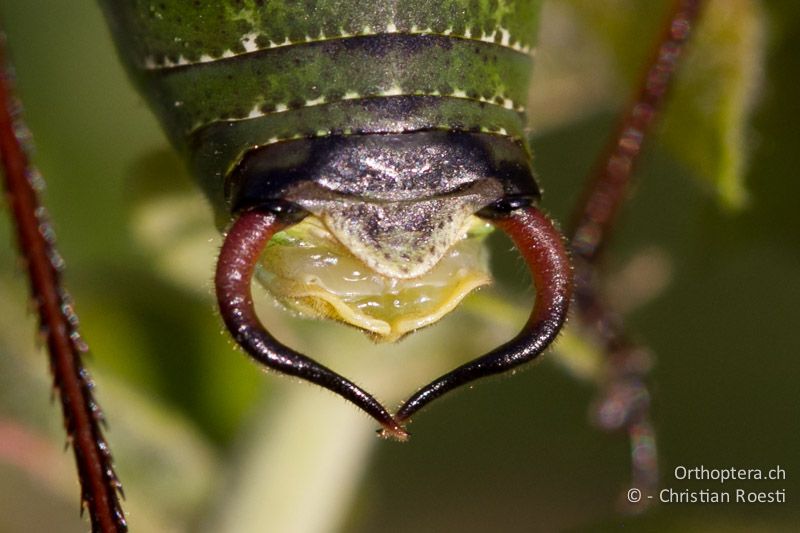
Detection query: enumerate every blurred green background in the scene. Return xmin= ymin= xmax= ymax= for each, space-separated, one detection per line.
xmin=0 ymin=1 xmax=798 ymax=532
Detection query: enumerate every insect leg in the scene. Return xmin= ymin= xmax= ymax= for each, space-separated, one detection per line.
xmin=215 ymin=207 xmax=408 ymax=441
xmin=570 ymin=0 xmax=705 ymax=261
xmin=568 ymin=0 xmax=705 ymax=506
xmin=395 ymin=204 xmax=572 ymax=423
xmin=0 ymin=35 xmax=126 ymax=532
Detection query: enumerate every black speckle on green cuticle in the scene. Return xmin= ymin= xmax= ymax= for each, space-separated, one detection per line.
xmin=100 ymin=0 xmax=542 ymax=212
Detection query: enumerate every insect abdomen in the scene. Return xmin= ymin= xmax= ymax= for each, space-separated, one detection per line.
xmin=100 ymin=0 xmax=542 ymax=211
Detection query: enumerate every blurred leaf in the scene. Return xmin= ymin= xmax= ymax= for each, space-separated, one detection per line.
xmin=562 ymin=0 xmax=765 ymax=209
xmin=99 ymin=374 xmax=219 ymax=532
xmin=2 ymin=1 xmax=798 ymax=532
xmin=527 ymin=1 xmax=621 ymax=131
xmin=199 ymin=381 xmax=378 ymax=533
xmin=127 ymin=149 xmax=220 ymax=295
xmin=662 ymin=0 xmax=765 ymax=209
xmin=0 ymin=277 xmax=218 ymax=532
xmin=562 ymin=0 xmax=671 ymax=81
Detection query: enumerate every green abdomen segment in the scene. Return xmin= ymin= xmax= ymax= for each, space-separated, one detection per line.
xmin=101 ymin=0 xmax=542 ymax=211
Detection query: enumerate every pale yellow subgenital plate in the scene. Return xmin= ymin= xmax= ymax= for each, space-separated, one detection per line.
xmin=256 ymin=216 xmax=493 ymax=342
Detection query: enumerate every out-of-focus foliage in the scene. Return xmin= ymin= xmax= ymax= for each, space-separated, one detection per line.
xmin=1 ymin=1 xmax=798 ymax=532
xmin=662 ymin=0 xmax=764 ymax=208
xmin=561 ymin=0 xmax=764 ymax=208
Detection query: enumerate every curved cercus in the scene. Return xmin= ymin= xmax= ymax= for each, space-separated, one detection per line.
xmin=215 ymin=208 xmax=408 ymax=441
xmin=395 ymin=205 xmax=573 ymax=422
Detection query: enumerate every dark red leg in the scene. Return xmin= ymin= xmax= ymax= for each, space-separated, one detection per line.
xmin=396 ymin=205 xmax=572 ymax=423
xmin=215 ymin=208 xmax=408 ymax=441
xmin=0 ymin=36 xmax=126 ymax=532
xmin=568 ymin=0 xmax=705 ymax=508
xmin=570 ymin=0 xmax=705 ymax=261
